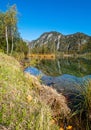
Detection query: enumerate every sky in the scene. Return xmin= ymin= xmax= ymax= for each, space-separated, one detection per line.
xmin=0 ymin=0 xmax=91 ymax=41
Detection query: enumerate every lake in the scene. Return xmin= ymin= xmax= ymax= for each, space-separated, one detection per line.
xmin=25 ymin=58 xmax=91 ymax=95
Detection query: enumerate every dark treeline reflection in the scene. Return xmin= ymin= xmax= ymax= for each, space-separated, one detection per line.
xmin=35 ymin=58 xmax=91 ymax=77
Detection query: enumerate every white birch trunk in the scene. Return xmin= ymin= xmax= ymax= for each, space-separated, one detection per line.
xmin=11 ymin=31 xmax=14 ymax=54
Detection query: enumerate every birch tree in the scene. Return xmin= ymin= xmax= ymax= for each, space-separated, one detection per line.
xmin=9 ymin=5 xmax=17 ymax=54
xmin=4 ymin=12 xmax=9 ymax=54
xmin=4 ymin=5 xmax=17 ymax=54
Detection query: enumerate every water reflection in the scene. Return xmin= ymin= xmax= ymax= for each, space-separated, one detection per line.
xmin=35 ymin=58 xmax=91 ymax=77
xmin=25 ymin=58 xmax=91 ymax=93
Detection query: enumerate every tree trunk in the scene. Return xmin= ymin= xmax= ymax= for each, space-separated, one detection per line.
xmin=5 ymin=26 xmax=9 ymax=54
xmin=11 ymin=31 xmax=14 ymax=54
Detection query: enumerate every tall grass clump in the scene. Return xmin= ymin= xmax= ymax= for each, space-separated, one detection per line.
xmin=0 ymin=52 xmax=60 ymax=130
xmin=81 ymin=80 xmax=91 ymax=130
xmin=70 ymin=80 xmax=91 ymax=130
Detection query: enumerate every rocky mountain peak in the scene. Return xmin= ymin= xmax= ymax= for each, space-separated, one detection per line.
xmin=29 ymin=31 xmax=91 ymax=53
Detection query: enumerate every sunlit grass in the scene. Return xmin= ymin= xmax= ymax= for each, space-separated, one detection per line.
xmin=0 ymin=52 xmax=60 ymax=130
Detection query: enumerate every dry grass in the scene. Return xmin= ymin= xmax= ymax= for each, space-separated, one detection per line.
xmin=0 ymin=125 xmax=8 ymax=130
xmin=39 ymin=85 xmax=70 ymax=118
xmin=29 ymin=54 xmax=55 ymax=59
xmin=0 ymin=52 xmax=70 ymax=130
xmin=25 ymin=73 xmax=71 ymax=129
xmin=25 ymin=73 xmax=70 ymax=118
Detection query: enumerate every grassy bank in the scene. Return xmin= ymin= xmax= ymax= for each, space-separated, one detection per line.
xmin=0 ymin=52 xmax=70 ymax=130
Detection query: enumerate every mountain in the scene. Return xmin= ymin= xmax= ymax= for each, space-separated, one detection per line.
xmin=29 ymin=31 xmax=91 ymax=54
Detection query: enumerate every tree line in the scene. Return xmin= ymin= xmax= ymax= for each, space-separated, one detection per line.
xmin=0 ymin=5 xmax=28 ymax=55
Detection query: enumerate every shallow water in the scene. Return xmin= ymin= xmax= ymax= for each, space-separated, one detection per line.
xmin=24 ymin=58 xmax=91 ymax=93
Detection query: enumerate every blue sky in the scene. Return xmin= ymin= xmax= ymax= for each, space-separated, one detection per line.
xmin=0 ymin=0 xmax=91 ymax=41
